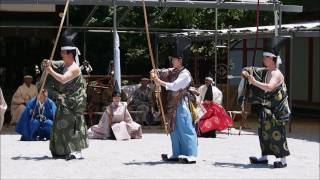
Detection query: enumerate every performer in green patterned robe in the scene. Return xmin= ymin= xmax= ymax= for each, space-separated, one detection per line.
xmin=239 ymin=46 xmax=290 ymax=168
xmin=43 ymin=31 xmax=88 ymax=160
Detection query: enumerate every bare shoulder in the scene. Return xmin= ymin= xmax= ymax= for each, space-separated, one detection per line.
xmin=70 ymin=63 xmax=81 ymax=74
xmin=271 ymin=69 xmax=283 ymax=77
xmin=271 ymin=69 xmax=284 ymax=83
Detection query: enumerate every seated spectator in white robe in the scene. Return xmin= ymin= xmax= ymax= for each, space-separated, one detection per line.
xmin=15 ymin=90 xmax=56 ymax=141
xmin=197 ymin=77 xmax=222 ymax=105
xmin=0 ymin=87 xmax=7 ymax=131
xmin=10 ymin=74 xmax=37 ymax=125
xmin=196 ymin=77 xmax=233 ymax=138
xmin=88 ymin=86 xmax=142 ymax=140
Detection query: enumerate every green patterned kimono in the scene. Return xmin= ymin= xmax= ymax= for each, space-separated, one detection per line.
xmin=45 ymin=61 xmax=89 ymax=157
xmin=240 ymin=67 xmax=290 ymax=158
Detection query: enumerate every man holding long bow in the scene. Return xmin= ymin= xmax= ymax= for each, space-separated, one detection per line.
xmin=239 ymin=39 xmax=291 ymax=168
xmin=151 ymin=37 xmax=198 ymax=164
xmin=42 ymin=30 xmax=88 ymax=160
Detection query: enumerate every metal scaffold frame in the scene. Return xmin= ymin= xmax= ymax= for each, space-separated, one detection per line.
xmin=0 ymin=0 xmax=303 ymax=13
xmin=1 ymin=0 xmax=301 ymax=83
xmin=1 ymin=0 xmax=304 ymax=132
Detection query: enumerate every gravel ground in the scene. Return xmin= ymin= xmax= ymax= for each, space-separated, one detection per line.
xmin=1 ymin=117 xmax=319 ymax=180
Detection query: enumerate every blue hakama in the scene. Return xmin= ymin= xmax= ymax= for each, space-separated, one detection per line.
xmin=16 ymin=97 xmax=56 ymax=141
xmin=170 ymin=98 xmax=198 ymax=158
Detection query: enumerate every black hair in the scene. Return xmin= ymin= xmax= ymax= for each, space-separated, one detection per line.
xmin=263 ymin=47 xmax=279 ymax=65
xmin=66 ymin=49 xmax=77 ymax=60
xmin=271 ymin=57 xmax=277 ymax=64
xmin=113 ymin=92 xmax=121 ymax=97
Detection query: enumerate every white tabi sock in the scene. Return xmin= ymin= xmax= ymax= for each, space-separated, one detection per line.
xmin=178 ymin=155 xmax=197 ymax=162
xmin=258 ymin=155 xmax=268 ymax=161
xmin=281 ymin=157 xmax=287 ymax=164
xmin=70 ymin=151 xmax=82 ymax=159
xmin=186 ymin=156 xmax=197 ymax=162
xmin=169 ymin=155 xmax=178 ymax=159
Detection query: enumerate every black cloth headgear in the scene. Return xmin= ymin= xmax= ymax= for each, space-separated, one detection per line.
xmin=112 ymin=80 xmax=121 ymax=97
xmin=60 ymin=30 xmax=81 ymax=65
xmin=61 ymin=30 xmax=77 ymax=47
xmin=263 ymin=37 xmax=288 ymax=66
xmin=23 ymin=66 xmax=34 ymax=79
xmin=170 ymin=36 xmax=191 ymax=59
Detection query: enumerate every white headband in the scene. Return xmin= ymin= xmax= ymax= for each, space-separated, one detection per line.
xmin=263 ymin=52 xmax=282 ymax=66
xmin=61 ymin=46 xmax=81 ymax=65
xmin=205 ymin=77 xmax=215 ymax=84
xmin=205 ymin=77 xmax=213 ymax=82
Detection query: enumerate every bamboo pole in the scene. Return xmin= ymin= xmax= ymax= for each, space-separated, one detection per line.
xmin=38 ymin=0 xmax=70 ymax=93
xmin=141 ymin=0 xmax=168 ymax=134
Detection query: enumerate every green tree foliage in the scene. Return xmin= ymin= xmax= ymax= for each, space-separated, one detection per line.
xmin=67 ymin=0 xmax=307 ymax=75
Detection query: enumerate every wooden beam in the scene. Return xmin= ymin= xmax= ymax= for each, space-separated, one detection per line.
xmin=308 ymin=37 xmax=314 ymax=102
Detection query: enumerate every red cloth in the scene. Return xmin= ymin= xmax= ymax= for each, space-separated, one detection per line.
xmin=198 ymin=101 xmax=233 ymax=133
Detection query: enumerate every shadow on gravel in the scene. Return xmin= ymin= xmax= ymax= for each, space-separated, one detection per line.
xmin=213 ymin=162 xmax=274 ymax=169
xmin=123 ymin=160 xmax=179 ymax=166
xmin=11 ymin=155 xmax=53 ymax=161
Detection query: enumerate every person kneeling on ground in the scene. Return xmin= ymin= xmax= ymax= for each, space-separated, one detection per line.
xmin=88 ymin=85 xmax=142 ymax=140
xmin=196 ymin=76 xmax=233 ymax=138
xmin=16 ymin=89 xmax=56 ymax=141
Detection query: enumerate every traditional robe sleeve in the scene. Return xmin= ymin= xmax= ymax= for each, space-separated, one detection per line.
xmin=44 ymin=98 xmax=56 ymax=121
xmin=164 ymin=70 xmax=191 ymax=91
xmin=147 ymin=88 xmax=153 ymax=106
xmin=0 ymin=88 xmax=7 ymax=111
xmin=11 ymin=87 xmax=26 ymax=105
xmin=0 ymin=88 xmax=7 ymax=130
xmin=15 ymin=97 xmax=37 ymax=140
xmin=42 ymin=61 xmax=64 ymax=99
xmin=197 ymin=85 xmax=206 ymax=102
xmin=212 ymin=87 xmax=223 ymax=105
xmin=123 ymin=102 xmax=141 ymax=134
xmin=30 ymin=85 xmax=38 ymax=99
xmin=97 ymin=108 xmax=112 ymax=136
xmin=130 ymin=89 xmax=143 ymax=106
xmin=123 ymin=102 xmax=134 ymax=123
xmin=49 ymin=99 xmax=57 ymax=120
xmin=157 ymin=68 xmax=172 ymax=82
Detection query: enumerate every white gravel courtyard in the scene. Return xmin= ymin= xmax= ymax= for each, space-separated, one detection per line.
xmin=1 ymin=118 xmax=319 ymax=180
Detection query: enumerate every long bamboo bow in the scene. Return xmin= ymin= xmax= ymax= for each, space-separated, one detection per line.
xmin=31 ymin=0 xmax=70 ymax=119
xmin=240 ymin=70 xmax=250 ymax=135
xmin=141 ymin=0 xmax=168 ymax=134
xmin=38 ymin=0 xmax=70 ymax=93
